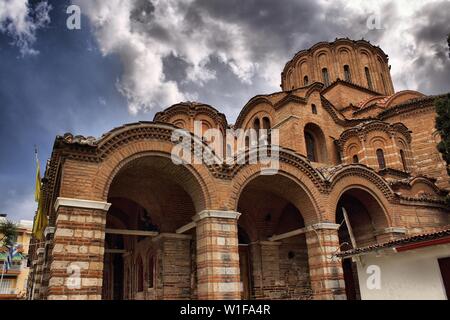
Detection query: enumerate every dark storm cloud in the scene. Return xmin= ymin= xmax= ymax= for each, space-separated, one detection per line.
xmin=1 ymin=0 xmax=450 ymax=221
xmin=409 ymin=1 xmax=450 ymax=93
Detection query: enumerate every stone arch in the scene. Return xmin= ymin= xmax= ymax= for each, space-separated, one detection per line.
xmin=92 ymin=138 xmax=217 ymax=213
xmin=229 ymin=165 xmax=324 ymax=225
xmin=327 ymin=167 xmax=395 ymax=227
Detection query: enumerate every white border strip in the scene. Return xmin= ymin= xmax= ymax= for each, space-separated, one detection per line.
xmin=193 ymin=210 xmax=241 ymax=221
xmin=54 ymin=197 xmax=111 ymax=212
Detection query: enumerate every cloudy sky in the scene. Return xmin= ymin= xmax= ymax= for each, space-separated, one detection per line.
xmin=0 ymin=0 xmax=449 ymax=221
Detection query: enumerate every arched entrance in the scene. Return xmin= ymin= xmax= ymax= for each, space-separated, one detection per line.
xmin=101 ymin=155 xmax=207 ymax=300
xmin=335 ymin=187 xmax=389 ymax=300
xmin=236 ymin=173 xmax=317 ymax=300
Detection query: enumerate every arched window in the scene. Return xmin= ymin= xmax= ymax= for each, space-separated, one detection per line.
xmin=400 ymin=149 xmax=408 ymax=171
xmin=365 ymin=67 xmax=373 ymax=90
xmin=262 ymin=117 xmax=270 ymax=130
xmin=253 ymin=118 xmax=260 ymax=141
xmin=376 ymin=148 xmax=386 ymax=169
xmin=304 ymin=75 xmax=309 ymax=86
xmin=253 ymin=118 xmax=260 ymax=131
xmin=352 ymin=154 xmax=359 ymax=163
xmin=305 ymin=132 xmax=316 ymax=162
xmin=148 ymin=254 xmax=154 ymax=288
xmin=381 ymin=73 xmax=387 ymax=94
xmin=322 ymin=68 xmax=330 ymax=86
xmin=245 ymin=136 xmax=250 ymax=150
xmin=311 ymin=104 xmax=317 ymax=114
xmin=137 ymin=256 xmax=144 ymax=292
xmin=344 ymin=65 xmax=351 ymax=82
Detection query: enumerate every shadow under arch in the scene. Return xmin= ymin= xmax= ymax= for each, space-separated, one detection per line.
xmin=335 ymin=185 xmax=392 ymax=301
xmin=234 ymin=171 xmax=319 ymax=300
xmin=102 ymin=151 xmax=211 ymax=214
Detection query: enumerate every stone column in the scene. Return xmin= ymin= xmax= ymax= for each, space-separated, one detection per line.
xmin=194 ymin=210 xmax=241 ymax=300
xmin=47 ymin=197 xmax=110 ymax=300
xmin=305 ymin=223 xmax=346 ymax=300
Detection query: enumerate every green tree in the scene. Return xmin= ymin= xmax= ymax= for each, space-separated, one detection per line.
xmin=447 ymin=33 xmax=450 ymax=57
xmin=0 ymin=220 xmax=18 ymax=247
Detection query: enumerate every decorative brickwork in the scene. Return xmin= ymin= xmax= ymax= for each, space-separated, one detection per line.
xmin=29 ymin=38 xmax=450 ymax=300
xmin=47 ymin=200 xmax=109 ymax=300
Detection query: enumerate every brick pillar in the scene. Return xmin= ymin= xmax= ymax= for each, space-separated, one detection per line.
xmin=152 ymin=233 xmax=193 ymax=299
xmin=249 ymin=241 xmax=282 ymax=299
xmin=37 ymin=226 xmax=55 ymax=299
xmin=305 ymin=223 xmax=346 ymax=300
xmin=47 ymin=197 xmax=110 ymax=300
xmin=194 ymin=210 xmax=241 ymax=300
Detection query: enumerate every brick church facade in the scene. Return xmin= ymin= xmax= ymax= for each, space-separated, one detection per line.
xmin=28 ymin=38 xmax=449 ymax=300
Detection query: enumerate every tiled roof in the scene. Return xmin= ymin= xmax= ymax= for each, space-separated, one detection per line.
xmin=337 ymin=227 xmax=450 ymax=257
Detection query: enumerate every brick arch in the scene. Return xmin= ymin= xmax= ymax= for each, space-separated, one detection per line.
xmin=229 ymin=163 xmax=325 ymax=225
xmin=92 ymin=140 xmax=217 ymax=213
xmin=327 ymin=173 xmax=394 ymax=227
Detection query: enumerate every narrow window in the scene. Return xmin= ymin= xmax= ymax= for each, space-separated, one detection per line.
xmin=376 ymin=149 xmax=386 ymax=169
xmin=311 ymin=104 xmax=317 ymax=115
xmin=322 ymin=68 xmax=330 ymax=87
xmin=253 ymin=118 xmax=260 ymax=131
xmin=381 ymin=73 xmax=387 ymax=94
xmin=344 ymin=65 xmax=351 ymax=82
xmin=304 ymin=75 xmax=309 ymax=86
xmin=400 ymin=149 xmax=408 ymax=171
xmin=352 ymin=154 xmax=359 ymax=163
xmin=137 ymin=257 xmax=144 ymax=292
xmin=148 ymin=255 xmax=154 ymax=288
xmin=365 ymin=67 xmax=373 ymax=90
xmin=305 ymin=132 xmax=316 ymax=162
xmin=253 ymin=118 xmax=260 ymax=141
xmin=262 ymin=117 xmax=270 ymax=130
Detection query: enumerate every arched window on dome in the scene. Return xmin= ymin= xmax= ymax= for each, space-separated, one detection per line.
xmin=253 ymin=117 xmax=260 ymax=142
xmin=352 ymin=154 xmax=359 ymax=163
xmin=262 ymin=117 xmax=270 ymax=130
xmin=304 ymin=75 xmax=309 ymax=86
xmin=365 ymin=67 xmax=373 ymax=90
xmin=400 ymin=149 xmax=408 ymax=172
xmin=381 ymin=73 xmax=387 ymax=94
xmin=305 ymin=132 xmax=316 ymax=162
xmin=376 ymin=148 xmax=386 ymax=169
xmin=253 ymin=118 xmax=260 ymax=131
xmin=322 ymin=68 xmax=330 ymax=87
xmin=344 ymin=65 xmax=351 ymax=82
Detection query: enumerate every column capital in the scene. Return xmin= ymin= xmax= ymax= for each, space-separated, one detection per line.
xmin=193 ymin=210 xmax=241 ymax=222
xmin=44 ymin=226 xmax=55 ymax=237
xmin=54 ymin=197 xmax=111 ymax=212
xmin=306 ymin=222 xmax=340 ymax=231
xmin=374 ymin=227 xmax=407 ymax=236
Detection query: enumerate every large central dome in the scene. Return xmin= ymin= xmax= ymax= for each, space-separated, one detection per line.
xmin=281 ymin=38 xmax=394 ymax=95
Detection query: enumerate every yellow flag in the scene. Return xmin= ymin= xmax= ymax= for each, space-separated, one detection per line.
xmin=34 ymin=158 xmax=41 ymax=202
xmin=32 ymin=154 xmax=48 ymax=240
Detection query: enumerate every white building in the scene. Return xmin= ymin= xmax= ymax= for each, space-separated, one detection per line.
xmin=339 ymin=229 xmax=450 ymax=300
